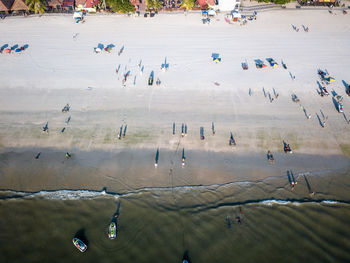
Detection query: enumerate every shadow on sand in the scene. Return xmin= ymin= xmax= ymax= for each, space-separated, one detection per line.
xmin=342 ymin=80 xmax=350 ymax=94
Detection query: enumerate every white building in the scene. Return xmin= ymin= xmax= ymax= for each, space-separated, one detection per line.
xmin=215 ymin=0 xmax=240 ymax=11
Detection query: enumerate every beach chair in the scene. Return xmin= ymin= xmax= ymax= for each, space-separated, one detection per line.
xmin=266 ymin=58 xmax=278 ymax=68
xmin=211 ymin=53 xmax=221 ymax=63
xmin=241 ymin=61 xmax=248 ymax=70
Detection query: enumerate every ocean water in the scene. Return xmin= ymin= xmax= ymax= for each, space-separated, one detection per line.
xmin=1 ymin=183 xmax=350 ymax=263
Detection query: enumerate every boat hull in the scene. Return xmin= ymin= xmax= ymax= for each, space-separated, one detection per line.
xmin=72 ymin=238 xmax=87 ymax=252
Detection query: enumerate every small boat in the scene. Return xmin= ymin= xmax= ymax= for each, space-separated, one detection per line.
xmin=108 ymin=222 xmax=117 ymax=239
xmin=72 ymin=237 xmax=87 ymax=252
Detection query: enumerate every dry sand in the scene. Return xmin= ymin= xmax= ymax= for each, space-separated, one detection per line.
xmin=0 ymin=10 xmax=349 ymax=192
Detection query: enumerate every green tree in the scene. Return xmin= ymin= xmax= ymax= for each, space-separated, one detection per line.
xmin=146 ymin=0 xmax=154 ymax=10
xmin=152 ymin=0 xmax=163 ymax=10
xmin=25 ymin=0 xmax=47 ymax=14
xmin=180 ymin=0 xmax=195 ymax=11
xmin=106 ymin=0 xmax=135 ymax=13
xmin=257 ymin=0 xmax=290 ymax=4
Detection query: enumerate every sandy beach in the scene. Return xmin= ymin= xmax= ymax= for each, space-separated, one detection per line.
xmin=0 ymin=9 xmax=350 ymax=193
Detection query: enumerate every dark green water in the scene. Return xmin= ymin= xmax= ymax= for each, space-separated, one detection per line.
xmin=1 ymin=188 xmax=350 ymax=263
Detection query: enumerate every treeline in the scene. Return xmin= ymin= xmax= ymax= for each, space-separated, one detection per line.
xmin=257 ymin=0 xmax=291 ymax=5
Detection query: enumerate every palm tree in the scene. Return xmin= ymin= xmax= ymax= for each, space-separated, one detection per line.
xmin=153 ymin=0 xmax=163 ymax=10
xmin=180 ymin=0 xmax=195 ymax=11
xmin=25 ymin=0 xmax=47 ymax=14
xmin=146 ymin=0 xmax=154 ymax=11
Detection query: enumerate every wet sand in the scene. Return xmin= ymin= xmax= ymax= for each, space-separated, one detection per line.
xmin=0 ymin=147 xmax=349 ymax=198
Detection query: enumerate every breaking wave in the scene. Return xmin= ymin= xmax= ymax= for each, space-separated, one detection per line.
xmin=0 ymin=188 xmax=348 ymax=207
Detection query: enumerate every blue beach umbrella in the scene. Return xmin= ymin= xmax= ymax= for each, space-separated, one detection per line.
xmin=211 ymin=53 xmax=220 ymax=59
xmin=15 ymin=48 xmax=22 ymax=53
xmin=98 ymin=43 xmax=104 ymax=50
xmin=11 ymin=44 xmax=18 ymax=50
xmin=23 ymin=44 xmax=29 ymax=49
xmin=1 ymin=44 xmax=8 ymax=52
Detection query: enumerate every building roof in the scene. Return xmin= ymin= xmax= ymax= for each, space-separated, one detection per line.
xmin=62 ymin=0 xmax=74 ymax=7
xmin=75 ymin=0 xmax=85 ymax=7
xmin=0 ymin=0 xmax=14 ymax=11
xmin=46 ymin=0 xmax=62 ymax=8
xmin=85 ymin=0 xmax=100 ymax=8
xmin=198 ymin=0 xmax=215 ymax=8
xmin=10 ymin=0 xmax=28 ymax=11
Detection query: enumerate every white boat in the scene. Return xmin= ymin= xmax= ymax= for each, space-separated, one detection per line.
xmin=108 ymin=222 xmax=117 ymax=239
xmin=72 ymin=237 xmax=87 ymax=252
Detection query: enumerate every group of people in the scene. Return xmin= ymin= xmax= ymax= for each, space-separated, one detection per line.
xmin=38 ymin=104 xmax=72 ymax=160
xmin=292 ymin=24 xmax=309 ymax=32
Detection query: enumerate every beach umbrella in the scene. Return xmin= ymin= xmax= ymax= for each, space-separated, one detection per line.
xmin=4 ymin=48 xmax=11 ymax=53
xmin=23 ymin=44 xmax=29 ymax=50
xmin=98 ymin=43 xmax=104 ymax=50
xmin=94 ymin=47 xmax=102 ymax=53
xmin=211 ymin=53 xmax=220 ymax=59
xmin=11 ymin=44 xmax=18 ymax=50
xmin=208 ymin=9 xmax=216 ymax=16
xmin=15 ymin=48 xmax=22 ymax=53
xmin=0 ymin=44 xmax=8 ymax=52
xmin=73 ymin=11 xmax=83 ymax=19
